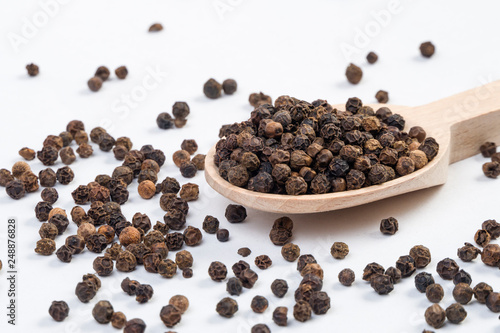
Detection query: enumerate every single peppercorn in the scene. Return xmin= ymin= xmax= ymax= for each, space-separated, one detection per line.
xmin=436 ymin=258 xmax=459 ymax=280
xmin=345 ymin=63 xmax=362 ymax=84
xmin=272 ymin=306 xmax=288 ymax=326
xmin=56 ymin=245 xmax=73 ymax=263
xmin=226 ymin=277 xmax=243 ymax=296
xmin=338 ymin=268 xmax=355 ymax=286
xmin=124 ymin=319 xmax=146 ymax=333
xmin=138 ymin=180 xmax=156 ymax=199
xmin=474 ymin=229 xmax=491 ymax=247
xmin=217 ymin=228 xmax=230 ymax=242
xmin=486 ymin=292 xmax=500 ymax=313
xmin=48 ymin=301 xmax=69 ymax=322
xmin=330 ymin=242 xmax=349 ymax=259
xmin=426 ymin=283 xmax=444 ymax=303
xmin=19 ymin=147 xmax=36 ymax=160
xmin=409 ymin=245 xmax=432 ymax=268
xmin=453 ymin=269 xmax=472 ymax=285
xmin=255 ymin=255 xmax=272 ymax=269
xmin=396 ymin=255 xmax=416 ymax=278
xmin=175 ymin=250 xmax=193 ymax=270
xmin=453 ymin=283 xmax=473 ymax=305
xmin=149 ymin=23 xmax=163 ymax=31
xmin=111 ymin=311 xmax=127 ymax=329
xmin=95 ymin=66 xmax=110 ymax=81
xmin=208 ymin=261 xmax=227 ymax=282
xmin=293 ymin=300 xmax=312 ymax=322
xmin=281 ymin=243 xmax=300 ymax=262
xmin=203 ymin=78 xmax=222 ymax=99
xmin=385 ymin=267 xmax=402 ymax=284
xmin=93 ymin=256 xmax=114 ymax=276
xmin=370 ymin=274 xmax=394 ymax=295
xmin=251 ymin=295 xmax=268 ymax=313
xmin=225 ymin=204 xmax=247 ymax=223
xmin=375 ymin=90 xmax=389 ymax=103
xmin=92 ymin=300 xmax=114 ymax=324
xmin=271 ymin=279 xmax=288 ymax=298
xmin=135 ymin=284 xmax=154 ymax=303
xmin=222 ymin=79 xmax=237 ymax=95
xmin=115 ymin=66 xmax=128 ymax=79
xmin=88 ymin=77 xmax=103 ymax=92
xmin=445 ymin=303 xmax=467 ymax=324
xmin=362 ymin=262 xmax=385 ymax=281
xmin=481 ymin=244 xmax=500 ymax=266
xmin=473 ymin=282 xmax=493 ymax=304
xmin=415 ymin=272 xmax=435 ymax=293
xmin=366 ymin=51 xmax=378 ymax=64
xmin=26 ymin=63 xmax=39 ymax=76
xmin=420 ymin=41 xmax=435 ymax=58
xmin=40 ymin=187 xmax=58 ymax=204
xmin=425 ymin=304 xmax=445 ymax=329
xmin=249 ymin=92 xmax=272 ymax=107
xmin=179 ymin=183 xmax=199 ymax=201
xmin=457 ymin=242 xmax=481 ymax=262
xmin=251 ymin=324 xmax=270 ymax=333
xmin=156 ymin=112 xmax=174 ymax=129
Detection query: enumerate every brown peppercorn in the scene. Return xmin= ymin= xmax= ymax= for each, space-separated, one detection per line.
xmin=281 ymin=243 xmax=300 ymax=262
xmin=166 ymin=232 xmax=184 ymax=251
xmin=115 ymin=66 xmax=128 ymax=79
xmin=255 ymin=255 xmax=272 ymax=269
xmin=473 ymin=282 xmax=493 ymax=304
xmin=138 ymin=180 xmax=156 ymax=199
xmin=249 ymin=92 xmax=272 ymax=107
xmin=179 ymin=183 xmax=199 ymax=201
xmin=426 ymin=283 xmax=444 ymax=303
xmin=409 ymin=126 xmax=427 ymax=142
xmin=375 ymin=90 xmax=389 ymax=103
xmin=338 ymin=268 xmax=355 ymax=286
xmin=474 ymin=229 xmax=491 ymax=247
xmin=88 ymin=77 xmax=103 ymax=92
xmin=26 ymin=63 xmax=39 ymax=76
xmin=395 ymin=156 xmax=415 ymax=176
xmin=272 ymin=306 xmax=288 ymax=326
xmin=481 ymin=244 xmax=500 ymax=266
xmin=5 ymin=180 xmax=24 ymax=199
xmin=75 ymin=280 xmax=97 ymax=303
xmin=119 ymin=227 xmax=141 ymax=247
xmin=385 ymin=267 xmax=402 ymax=284
xmin=56 ymin=166 xmax=74 ymax=185
xmin=362 ymin=262 xmax=385 ymax=281
xmin=93 ymin=256 xmax=114 ymax=276
xmin=486 ymin=292 xmax=500 ymax=312
xmin=19 ymin=171 xmax=39 ymax=193
xmin=409 ymin=150 xmax=428 ymax=169
xmin=420 ymin=41 xmax=435 ymax=58
xmin=293 ymin=300 xmax=312 ymax=322
xmin=191 ymin=154 xmax=205 ymax=170
xmin=225 ymin=204 xmax=247 ymax=223
xmin=182 ymin=267 xmax=193 ymax=278
xmin=345 ymin=63 xmax=362 ymax=84
xmin=183 ymin=226 xmax=202 ymax=246
xmin=371 ymin=274 xmax=394 ymax=295
xmin=226 ymin=277 xmax=243 ymax=296
xmin=208 ymin=261 xmax=227 ymax=282
xmin=113 ymin=145 xmax=129 ymax=161
xmin=251 ymin=296 xmax=268 ymax=313
xmin=457 ymin=242 xmax=481 ymax=262
xmin=409 ymin=245 xmax=432 ymax=268
xmin=58 ymin=147 xmax=76 ymax=165
xmin=94 ymin=66 xmax=110 ymax=81
xmin=0 ymin=169 xmax=14 ymax=186
xmin=67 ymin=120 xmax=85 ymax=137
xmin=445 ymin=303 xmax=467 ymax=324
xmin=77 ymin=222 xmax=96 ymax=240
xmin=19 ymin=147 xmax=36 ymax=160
xmin=482 ymin=219 xmax=500 ymax=239
xmin=436 ymin=258 xmax=459 ymax=280
xmin=35 ymin=238 xmax=56 ymax=255
xmin=396 ymin=255 xmax=416 ymax=278
xmin=172 ymin=101 xmax=190 ymax=119
xmin=301 ymin=263 xmax=324 ymax=280
xmin=271 ymin=279 xmax=288 ymax=297
xmin=135 ymin=284 xmax=154 ymax=303
xmin=216 ymin=297 xmax=238 ymax=318
xmin=330 ymin=242 xmax=349 ymax=259
xmin=149 ymin=23 xmax=163 ymax=31
xmin=238 ymin=247 xmax=251 ymax=257
xmin=453 ymin=283 xmax=473 ymax=305
xmin=35 ymin=201 xmax=53 ymax=221
xmin=124 ymin=319 xmax=146 ymax=333
xmin=180 ymin=161 xmax=197 ymax=178
xmin=76 ymin=143 xmax=93 ymax=158
xmin=56 ymin=244 xmax=73 ymax=263
xmin=111 ymin=311 xmax=127 ymax=329
xmin=49 ymin=214 xmax=69 ymax=235
xmin=222 ymin=79 xmax=237 ymax=95
xmin=483 ymin=161 xmax=500 ymax=178
xmin=48 ymin=300 xmax=69 ymax=322
xmin=12 ymin=161 xmax=30 ymax=178
xmin=202 ymin=215 xmax=219 ymax=234
xmin=97 ymin=225 xmax=115 ymax=244
xmin=92 ymin=300 xmax=114 ymax=324
xmin=39 ymin=222 xmax=58 ymax=240
xmin=65 ymin=235 xmax=85 ymax=254
xmin=366 ymin=51 xmax=378 ymax=64
xmin=169 ymin=295 xmax=189 ymax=314
xmin=73 ymin=130 xmax=88 ymax=145
xmin=175 ymin=250 xmax=193 ymax=270
xmin=86 ymin=234 xmax=108 ymax=253
xmin=180 ymin=139 xmax=198 ymax=155
xmin=480 ymin=141 xmax=496 ymax=157
xmin=425 ymin=304 xmax=445 ymax=329
xmin=203 ymin=78 xmax=222 ymax=99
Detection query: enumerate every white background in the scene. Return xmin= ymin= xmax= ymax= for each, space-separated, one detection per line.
xmin=0 ymin=0 xmax=500 ymax=332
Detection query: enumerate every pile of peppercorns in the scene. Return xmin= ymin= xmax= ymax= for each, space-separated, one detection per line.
xmin=215 ymin=95 xmax=439 ymax=195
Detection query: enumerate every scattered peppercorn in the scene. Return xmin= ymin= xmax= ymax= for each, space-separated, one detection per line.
xmin=111 ymin=311 xmax=127 ymax=329
xmin=424 ymin=304 xmax=445 ymax=329
xmin=426 ymin=283 xmax=444 ymax=303
xmin=473 ymin=282 xmax=493 ymax=304
xmin=88 ymin=77 xmax=103 ymax=92
xmin=436 ymin=258 xmax=459 ymax=280
xmin=345 ymin=63 xmax=362 ymax=84
xmin=225 ymin=204 xmax=247 ymax=223
xmin=366 ymin=51 xmax=378 ymax=64
xmin=375 ymin=90 xmax=389 ymax=103
xmin=409 ymin=245 xmax=431 ymax=268
xmin=157 ymin=112 xmax=174 ymax=130
xmin=271 ymin=279 xmax=288 ymax=298
xmin=238 ymin=247 xmax=251 ymax=257
xmin=330 ymin=242 xmax=349 ymax=259
xmin=453 ymin=283 xmax=473 ymax=305
xmin=48 ymin=301 xmax=69 ymax=322
xmin=445 ymin=303 xmax=467 ymax=324
xmin=92 ymin=300 xmax=114 ymax=324
xmin=203 ymin=78 xmax=222 ymax=99
xmin=124 ymin=318 xmax=146 ymax=333
xmin=19 ymin=147 xmax=36 ymax=160
xmin=149 ymin=23 xmax=163 ymax=32
xmin=115 ymin=66 xmax=128 ymax=79
xmin=216 ymin=228 xmax=230 ymax=242
xmin=420 ymin=41 xmax=435 ymax=58
xmin=273 ymin=306 xmax=288 ymax=326
xmin=338 ymin=268 xmax=355 ymax=286
xmin=251 ymin=295 xmax=268 ymax=313
xmin=226 ymin=277 xmax=243 ymax=296
xmin=222 ymin=79 xmax=237 ymax=95
xmin=415 ymin=272 xmax=435 ymax=293
xmin=208 ymin=261 xmax=227 ymax=282
xmin=216 ymin=297 xmax=238 ymax=318
xmin=281 ymin=243 xmax=300 ymax=261
xmin=26 ymin=63 xmax=39 ymax=76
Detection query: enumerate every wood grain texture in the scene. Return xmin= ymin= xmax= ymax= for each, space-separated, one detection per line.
xmin=205 ymin=81 xmax=500 ymax=214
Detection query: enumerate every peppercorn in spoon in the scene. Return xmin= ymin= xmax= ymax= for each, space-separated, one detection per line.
xmin=205 ymin=81 xmax=500 ymax=213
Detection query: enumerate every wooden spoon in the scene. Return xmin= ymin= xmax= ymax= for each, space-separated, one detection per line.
xmin=205 ymin=81 xmax=500 ymax=214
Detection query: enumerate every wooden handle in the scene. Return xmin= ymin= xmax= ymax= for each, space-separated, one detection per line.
xmin=412 ymin=80 xmax=500 ymax=163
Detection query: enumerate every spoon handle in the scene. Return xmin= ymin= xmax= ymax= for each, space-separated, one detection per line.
xmin=414 ymin=80 xmax=500 ymax=163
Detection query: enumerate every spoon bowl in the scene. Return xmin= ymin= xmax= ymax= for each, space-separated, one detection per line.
xmin=205 ymin=81 xmax=500 ymax=213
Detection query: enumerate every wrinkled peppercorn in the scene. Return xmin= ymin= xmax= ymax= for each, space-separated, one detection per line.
xmin=56 ymin=245 xmax=73 ymax=263
xmin=473 ymin=282 xmax=493 ymax=304
xmin=366 ymin=51 xmax=378 ymax=64
xmin=209 ymin=261 xmax=227 ymax=282
xmin=26 ymin=63 xmax=39 ymax=76
xmin=362 ymin=262 xmax=385 ymax=281
xmin=111 ymin=311 xmax=127 ymax=329
xmin=338 ymin=268 xmax=355 ymax=286
xmin=216 ymin=297 xmax=238 ymax=318
xmin=445 ymin=303 xmax=467 ymax=324
xmin=396 ymin=255 xmax=416 ymax=278
xmin=124 ymin=318 xmax=146 ymax=333
xmin=293 ymin=300 xmax=312 ymax=322
xmin=41 ymin=187 xmax=58 ymax=204
xmin=88 ymin=77 xmax=103 ymax=92
xmin=175 ymin=250 xmax=193 ymax=270
xmin=273 ymin=306 xmax=288 ymax=326
xmin=251 ymin=324 xmax=270 ymax=333
xmin=453 ymin=269 xmax=472 ymax=285
xmin=375 ymin=90 xmax=389 ymax=103
xmin=425 ymin=304 xmax=445 ymax=329
xmin=115 ymin=66 xmax=128 ymax=79
xmin=370 ymin=274 xmax=394 ymax=295
xmin=481 ymin=244 xmax=500 ymax=266
xmin=48 ymin=300 xmax=69 ymax=322
xmin=380 ymin=217 xmax=398 ymax=235
xmin=271 ymin=279 xmax=288 ymax=298
xmin=409 ymin=245 xmax=431 ymax=268
xmin=345 ymin=63 xmax=362 ymax=84
xmin=216 ymin=228 xmax=230 ymax=242
xmin=475 ymin=229 xmax=491 ymax=247
xmin=226 ymin=277 xmax=243 ymax=296
xmin=415 ymin=272 xmax=435 ymax=293
xmin=281 ymin=243 xmax=300 ymax=262
xmin=426 ymin=283 xmax=444 ymax=303
xmin=255 ymin=255 xmax=272 ymax=269
xmin=238 ymin=247 xmax=251 ymax=257
xmin=222 ymin=79 xmax=237 ymax=95
xmin=436 ymin=258 xmax=459 ymax=280
xmin=93 ymin=256 xmax=114 ymax=276
xmin=92 ymin=300 xmax=114 ymax=324
xmin=251 ymin=295 xmax=268 ymax=313
xmin=486 ymin=292 xmax=500 ymax=312
xmin=135 ymin=284 xmax=154 ymax=303
xmin=453 ymin=283 xmax=473 ymax=305
xmin=330 ymin=242 xmax=349 ymax=259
